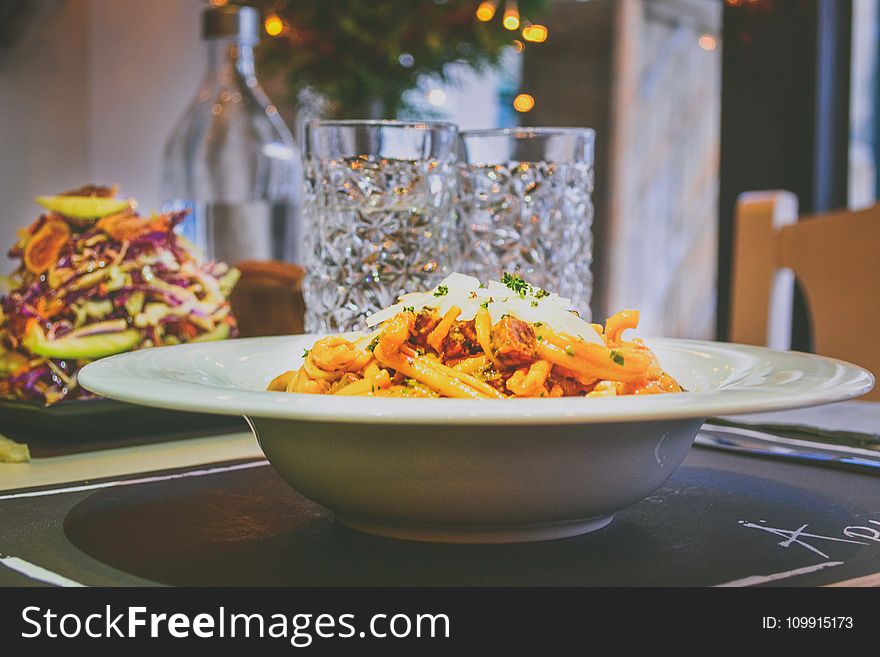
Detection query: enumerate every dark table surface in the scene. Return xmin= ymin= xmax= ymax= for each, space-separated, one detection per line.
xmin=1 ymin=431 xmax=878 ymax=587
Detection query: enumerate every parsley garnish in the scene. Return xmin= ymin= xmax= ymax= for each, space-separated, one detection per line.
xmin=433 ymin=285 xmax=448 ymax=297
xmin=302 ymin=348 xmax=310 ymax=358
xmin=536 ymin=335 xmax=543 ymax=341
xmin=367 ymin=336 xmax=380 ymax=352
xmin=403 ymin=306 xmax=415 ymax=313
xmin=534 ymin=288 xmax=549 ymax=299
xmin=480 ymin=300 xmax=489 ymax=310
xmin=533 ymin=321 xmax=543 ymax=327
xmin=404 ymin=378 xmax=418 ymax=388
xmin=530 ymin=300 xmax=538 ymax=307
xmin=565 ymin=345 xmax=575 ymax=357
xmin=501 ymin=272 xmax=530 ymax=298
xmin=610 ymin=350 xmax=625 ymax=366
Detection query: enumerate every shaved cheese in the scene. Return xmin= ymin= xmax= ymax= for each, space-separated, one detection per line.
xmin=361 ymin=273 xmax=603 ymax=345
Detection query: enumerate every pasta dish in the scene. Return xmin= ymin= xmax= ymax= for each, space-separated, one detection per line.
xmin=268 ymin=273 xmax=681 ymax=399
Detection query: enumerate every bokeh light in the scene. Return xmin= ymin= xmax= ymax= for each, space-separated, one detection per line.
xmin=264 ymin=15 xmax=284 ymax=37
xmin=513 ymin=93 xmax=534 ymax=112
xmin=698 ymin=34 xmax=717 ymax=51
xmin=522 ymin=24 xmax=548 ymax=43
xmin=427 ymin=89 xmax=448 ymax=106
xmin=503 ymin=1 xmax=520 ymax=31
xmin=476 ymin=1 xmax=497 ymax=22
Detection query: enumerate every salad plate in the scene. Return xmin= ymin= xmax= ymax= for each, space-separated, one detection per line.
xmin=0 ymin=185 xmax=237 ymax=406
xmin=0 ymin=186 xmax=243 ymax=446
xmin=0 ymin=397 xmax=246 ymax=446
xmin=79 ymin=336 xmax=873 ymax=543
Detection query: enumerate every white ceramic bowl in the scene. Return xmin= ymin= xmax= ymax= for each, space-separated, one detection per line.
xmin=79 ymin=336 xmax=873 ymax=543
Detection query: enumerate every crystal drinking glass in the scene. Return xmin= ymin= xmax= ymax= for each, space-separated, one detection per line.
xmin=303 ymin=120 xmax=458 ymax=332
xmin=457 ymin=127 xmax=595 ymax=318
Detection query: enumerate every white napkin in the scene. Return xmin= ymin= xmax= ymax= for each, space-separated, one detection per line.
xmin=719 ymin=400 xmax=880 ymax=440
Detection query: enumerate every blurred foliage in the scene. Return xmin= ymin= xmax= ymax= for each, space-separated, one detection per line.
xmin=250 ymin=0 xmax=548 ymax=119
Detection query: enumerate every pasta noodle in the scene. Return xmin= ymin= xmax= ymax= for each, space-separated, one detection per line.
xmin=473 ymin=306 xmax=501 ymax=370
xmin=427 ymin=305 xmax=461 ymax=352
xmin=268 ymin=274 xmax=683 ymax=399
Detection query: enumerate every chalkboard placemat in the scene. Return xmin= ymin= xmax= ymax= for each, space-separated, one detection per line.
xmin=1 ymin=448 xmax=878 ymax=587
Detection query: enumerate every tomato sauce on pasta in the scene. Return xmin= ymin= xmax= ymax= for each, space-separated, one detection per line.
xmin=268 ymin=274 xmax=682 ymax=399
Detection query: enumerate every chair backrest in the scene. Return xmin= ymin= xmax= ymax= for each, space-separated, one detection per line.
xmin=730 ymin=191 xmax=880 ymax=400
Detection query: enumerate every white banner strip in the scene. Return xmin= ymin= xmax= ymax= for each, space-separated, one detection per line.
xmin=0 ymin=460 xmax=269 ymax=501
xmin=715 ymin=561 xmax=844 ymax=587
xmin=0 ymin=555 xmax=86 ymax=587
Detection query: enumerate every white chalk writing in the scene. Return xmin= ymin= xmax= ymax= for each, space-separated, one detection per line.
xmin=843 ymin=520 xmax=880 ymax=543
xmin=738 ymin=520 xmax=871 ymax=559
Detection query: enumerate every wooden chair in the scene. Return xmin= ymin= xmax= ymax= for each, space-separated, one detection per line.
xmin=229 ymin=261 xmax=305 ymax=337
xmin=729 ymin=191 xmax=880 ymax=400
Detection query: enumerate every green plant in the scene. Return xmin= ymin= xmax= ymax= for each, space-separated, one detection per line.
xmin=251 ymin=0 xmax=548 ymax=118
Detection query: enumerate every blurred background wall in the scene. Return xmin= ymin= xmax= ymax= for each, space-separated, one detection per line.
xmin=606 ymin=0 xmax=720 ymax=338
xmin=0 ymin=0 xmax=203 ymax=263
xmin=1 ymin=0 xmax=875 ymax=340
xmin=0 ymin=0 xmax=723 ymax=339
xmin=1 ymin=0 xmax=90 ymax=262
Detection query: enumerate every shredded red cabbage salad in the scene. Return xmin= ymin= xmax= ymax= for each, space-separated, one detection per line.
xmin=0 ymin=187 xmax=239 ymax=405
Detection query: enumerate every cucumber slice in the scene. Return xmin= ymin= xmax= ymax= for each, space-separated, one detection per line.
xmin=189 ymin=323 xmax=231 ymax=343
xmin=24 ymin=327 xmax=141 ymax=359
xmin=35 ymin=195 xmax=130 ymax=220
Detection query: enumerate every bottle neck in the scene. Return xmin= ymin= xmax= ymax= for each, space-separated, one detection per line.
xmin=205 ymin=38 xmax=257 ymax=87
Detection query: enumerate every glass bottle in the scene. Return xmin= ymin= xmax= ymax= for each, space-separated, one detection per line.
xmin=161 ymin=5 xmax=302 ymax=264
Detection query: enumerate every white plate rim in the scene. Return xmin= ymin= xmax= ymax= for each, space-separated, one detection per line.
xmin=78 ymin=336 xmax=875 ymax=426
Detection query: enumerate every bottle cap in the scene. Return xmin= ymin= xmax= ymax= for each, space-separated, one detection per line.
xmin=202 ymin=5 xmax=260 ymax=44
